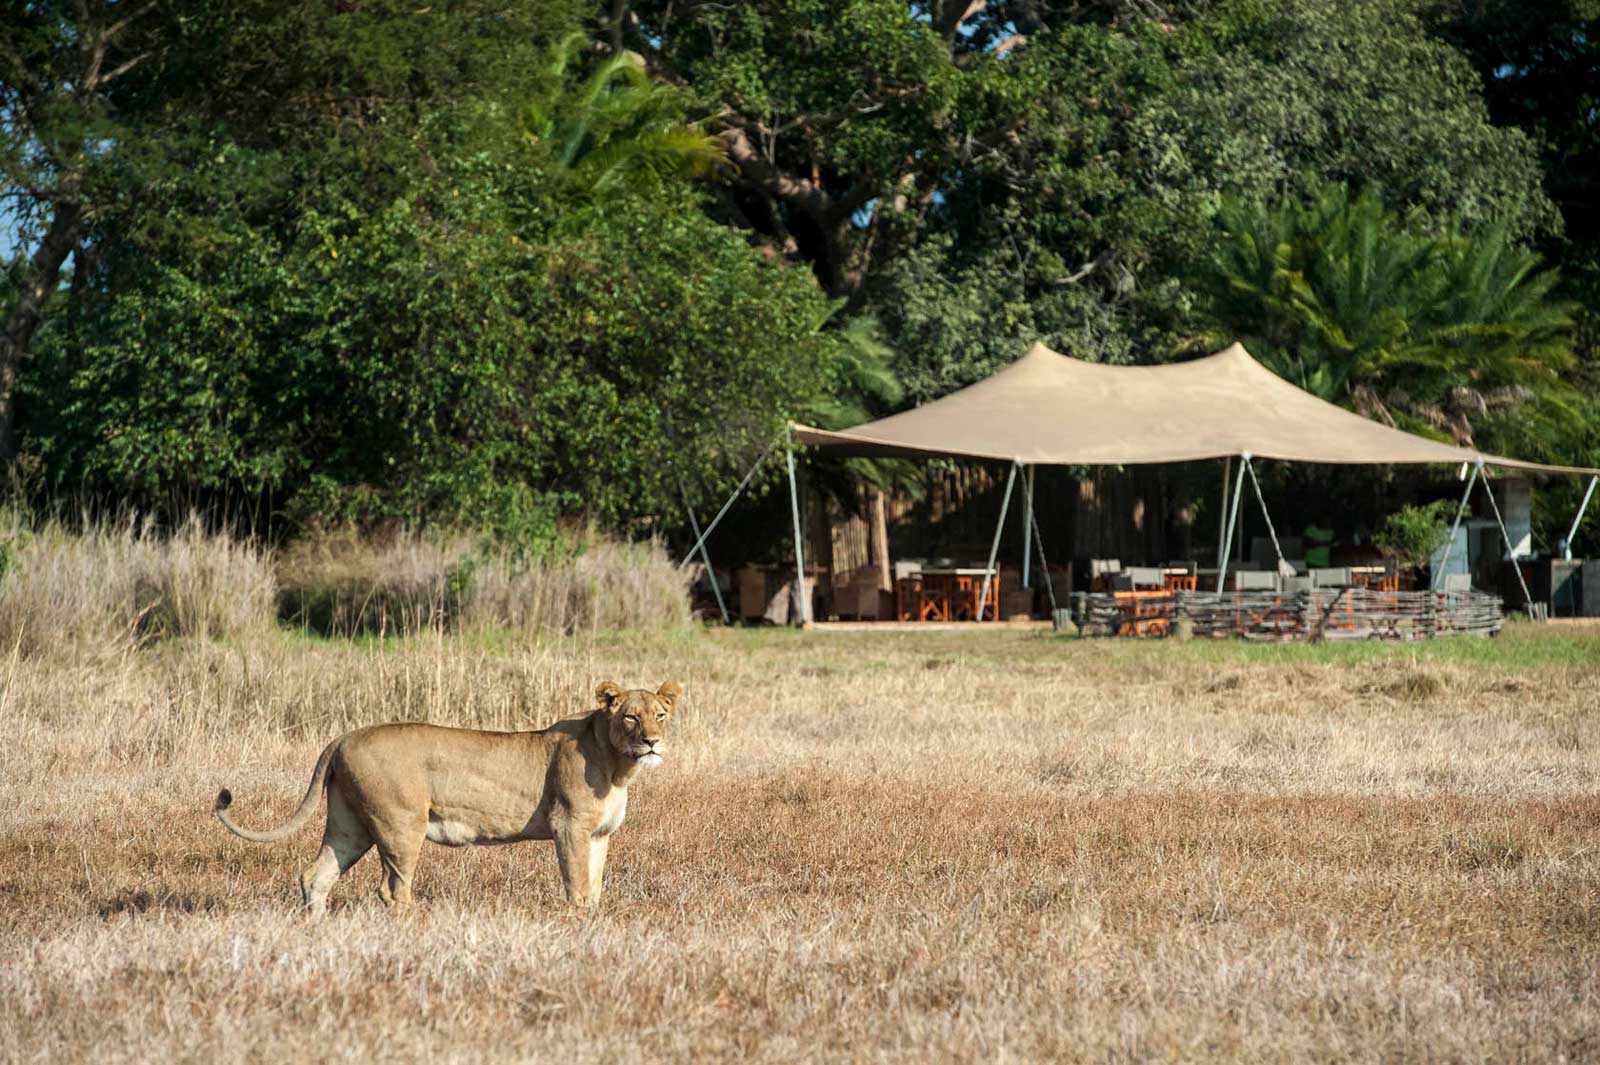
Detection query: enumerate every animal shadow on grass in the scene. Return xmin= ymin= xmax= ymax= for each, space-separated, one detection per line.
xmin=97 ymin=887 xmax=226 ymax=918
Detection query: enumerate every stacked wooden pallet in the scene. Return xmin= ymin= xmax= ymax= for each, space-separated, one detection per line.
xmin=1083 ymin=589 xmax=1504 ymax=641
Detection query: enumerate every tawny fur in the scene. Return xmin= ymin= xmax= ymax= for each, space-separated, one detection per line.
xmin=214 ymin=680 xmax=680 ymax=913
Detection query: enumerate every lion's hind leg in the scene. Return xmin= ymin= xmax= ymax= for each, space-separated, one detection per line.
xmin=372 ymin=813 xmax=427 ymax=911
xmin=300 ymin=791 xmax=371 ymax=916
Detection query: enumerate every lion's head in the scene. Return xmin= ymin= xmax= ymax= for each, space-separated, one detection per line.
xmin=596 ymin=680 xmax=680 ymax=768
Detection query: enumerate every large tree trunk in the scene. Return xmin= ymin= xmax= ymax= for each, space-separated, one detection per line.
xmin=0 ymin=201 xmax=82 ymax=463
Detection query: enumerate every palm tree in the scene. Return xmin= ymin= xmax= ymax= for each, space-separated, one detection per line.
xmin=1190 ymin=180 xmax=1578 ymax=448
xmin=520 ymin=36 xmax=728 ymax=206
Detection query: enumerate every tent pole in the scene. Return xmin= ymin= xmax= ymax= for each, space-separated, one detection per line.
xmin=1216 ymin=453 xmax=1249 ymax=592
xmin=1242 ymin=457 xmax=1287 ymax=571
xmin=1431 ymin=461 xmax=1480 ymax=592
xmin=1022 ymin=464 xmax=1035 ymax=589
xmin=785 ymin=433 xmax=810 ymax=625
xmin=1563 ymin=475 xmax=1598 ymax=556
xmin=1480 ymin=466 xmax=1537 ymax=615
xmin=676 ymin=435 xmax=780 ymax=570
xmin=1019 ymin=463 xmax=1058 ymax=615
xmin=678 ymin=480 xmax=729 ymax=625
xmin=979 ymin=461 xmax=1019 ymax=622
xmin=1214 ymin=456 xmax=1233 ymax=586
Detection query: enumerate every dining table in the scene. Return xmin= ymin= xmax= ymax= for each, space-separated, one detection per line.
xmin=895 ymin=567 xmax=1001 ymax=622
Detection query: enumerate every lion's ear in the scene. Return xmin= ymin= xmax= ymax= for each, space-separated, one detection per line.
xmin=655 ymin=681 xmax=683 ymax=714
xmin=595 ymin=681 xmax=625 ymax=709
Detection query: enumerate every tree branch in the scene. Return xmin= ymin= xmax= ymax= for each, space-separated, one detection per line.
xmin=102 ymin=0 xmax=161 ymax=45
xmin=935 ymin=0 xmax=987 ymax=39
xmin=721 ymin=122 xmax=833 ymax=220
xmin=97 ymin=49 xmax=157 ymax=88
xmin=826 ymin=179 xmax=880 ymax=225
xmin=608 ymin=0 xmax=626 ymax=56
xmin=0 ymin=199 xmax=83 ymax=461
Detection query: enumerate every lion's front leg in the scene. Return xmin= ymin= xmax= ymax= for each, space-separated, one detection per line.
xmin=586 ymin=835 xmax=611 ymax=906
xmin=553 ymin=829 xmax=595 ymax=907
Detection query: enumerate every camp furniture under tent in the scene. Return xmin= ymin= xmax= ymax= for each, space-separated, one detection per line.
xmin=683 ymin=342 xmax=1600 ymax=626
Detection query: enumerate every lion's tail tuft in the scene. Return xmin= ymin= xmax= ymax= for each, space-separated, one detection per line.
xmin=213 ymin=741 xmax=340 ymax=844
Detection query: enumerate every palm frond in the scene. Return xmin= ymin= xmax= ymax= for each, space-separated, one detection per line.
xmin=1189 ymin=178 xmax=1580 ymax=446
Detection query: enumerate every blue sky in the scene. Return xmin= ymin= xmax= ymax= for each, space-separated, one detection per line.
xmin=2 ymin=206 xmax=21 ymax=261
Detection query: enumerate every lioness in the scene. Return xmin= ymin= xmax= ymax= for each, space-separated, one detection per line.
xmin=214 ymin=680 xmax=679 ymax=912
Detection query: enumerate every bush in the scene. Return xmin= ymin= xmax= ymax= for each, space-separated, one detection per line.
xmin=1374 ymin=501 xmax=1457 ymax=570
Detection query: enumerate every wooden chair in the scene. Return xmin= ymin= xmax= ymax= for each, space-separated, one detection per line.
xmin=1231 ymin=570 xmax=1288 ymax=635
xmin=1089 ymin=558 xmax=1123 ymax=592
xmin=951 ymin=572 xmax=1001 ymax=621
xmin=1162 ymin=561 xmax=1198 ymax=592
xmin=1112 ymin=568 xmax=1173 ymax=637
xmin=916 ymin=574 xmax=950 ymax=622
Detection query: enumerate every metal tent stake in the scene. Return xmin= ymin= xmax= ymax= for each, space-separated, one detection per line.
xmin=1431 ymin=461 xmax=1480 ymax=592
xmin=1216 ymin=453 xmax=1250 ymax=592
xmin=1243 ymin=456 xmax=1288 ymax=572
xmin=678 ymin=480 xmax=729 ymax=625
xmin=978 ymin=461 xmax=1019 ymax=622
xmin=1018 ymin=462 xmax=1058 ymax=615
xmin=1480 ymin=468 xmax=1537 ymax=615
xmin=1564 ymin=475 xmax=1598 ymax=554
xmin=676 ymin=435 xmax=780 ymax=571
xmin=1214 ymin=457 xmax=1232 ymax=589
xmin=1021 ymin=464 xmax=1035 ymax=589
xmin=785 ymin=437 xmax=810 ymax=625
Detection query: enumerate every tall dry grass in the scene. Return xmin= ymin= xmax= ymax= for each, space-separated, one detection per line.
xmin=0 ymin=511 xmax=275 ymax=658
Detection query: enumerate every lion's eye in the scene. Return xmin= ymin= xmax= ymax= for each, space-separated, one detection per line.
xmin=655 ymin=712 xmax=666 ymax=721
xmin=623 ymin=714 xmax=638 ymax=725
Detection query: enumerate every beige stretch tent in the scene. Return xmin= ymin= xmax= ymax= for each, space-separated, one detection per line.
xmin=758 ymin=342 xmax=1600 ymax=622
xmin=791 ymin=342 xmax=1598 ymax=474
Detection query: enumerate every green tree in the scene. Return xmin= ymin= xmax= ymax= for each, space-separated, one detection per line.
xmin=2 ymin=0 xmax=587 ymax=472
xmin=1424 ymin=1 xmax=1600 ymax=259
xmin=0 ymin=0 xmax=173 ymax=462
xmin=610 ymin=0 xmax=1554 ymax=354
xmin=1374 ymin=500 xmax=1456 ymax=570
xmin=23 ymin=8 xmax=845 ymax=535
xmin=1136 ymin=0 xmax=1557 ymax=241
xmin=1423 ymin=2 xmax=1600 ymax=525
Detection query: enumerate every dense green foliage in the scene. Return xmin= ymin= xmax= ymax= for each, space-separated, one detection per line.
xmin=9 ymin=0 xmax=842 ymax=538
xmin=2 ymin=0 xmax=1596 ymax=550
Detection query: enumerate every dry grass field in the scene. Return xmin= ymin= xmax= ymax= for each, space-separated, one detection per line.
xmin=2 ymin=619 xmax=1598 ymax=1062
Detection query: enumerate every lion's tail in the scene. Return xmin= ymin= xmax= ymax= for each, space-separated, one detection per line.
xmin=214 ymin=739 xmax=341 ymax=843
